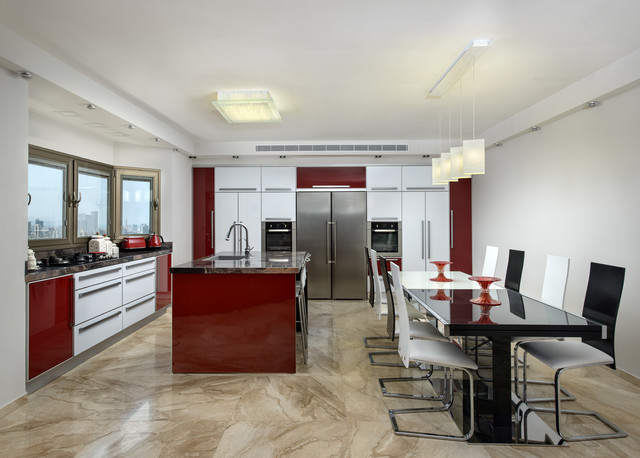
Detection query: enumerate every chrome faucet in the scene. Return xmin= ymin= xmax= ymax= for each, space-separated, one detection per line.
xmin=225 ymin=222 xmax=253 ymax=257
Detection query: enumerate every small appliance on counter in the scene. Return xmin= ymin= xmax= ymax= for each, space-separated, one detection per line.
xmin=121 ymin=236 xmax=147 ymax=250
xmin=147 ymin=233 xmax=164 ymax=248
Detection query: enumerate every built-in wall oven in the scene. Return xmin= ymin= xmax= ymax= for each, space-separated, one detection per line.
xmin=262 ymin=221 xmax=296 ymax=252
xmin=367 ymin=221 xmax=402 ymax=257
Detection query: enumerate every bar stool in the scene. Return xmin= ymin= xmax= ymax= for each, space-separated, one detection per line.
xmin=296 ymin=260 xmax=309 ymax=363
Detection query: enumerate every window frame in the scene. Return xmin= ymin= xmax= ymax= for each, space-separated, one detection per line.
xmin=27 ymin=145 xmax=162 ymax=250
xmin=113 ymin=167 xmax=161 ymax=242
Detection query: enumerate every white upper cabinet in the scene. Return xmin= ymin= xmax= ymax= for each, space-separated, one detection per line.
xmin=261 ymin=167 xmax=296 ymax=192
xmin=401 ymin=166 xmax=448 ymax=191
xmin=366 ymin=166 xmax=402 ymax=191
xmin=367 ymin=192 xmax=402 ymax=221
xmin=262 ymin=193 xmax=296 ymax=221
xmin=215 ymin=167 xmax=261 ymax=192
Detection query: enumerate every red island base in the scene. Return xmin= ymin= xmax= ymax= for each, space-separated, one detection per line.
xmin=172 ymin=272 xmax=296 ymax=373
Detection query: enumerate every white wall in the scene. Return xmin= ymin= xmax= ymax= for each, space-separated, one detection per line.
xmin=29 ymin=112 xmax=115 ymax=164
xmin=0 ymin=68 xmax=29 ymax=409
xmin=114 ymin=144 xmax=192 ymax=265
xmin=473 ymin=83 xmax=640 ymax=378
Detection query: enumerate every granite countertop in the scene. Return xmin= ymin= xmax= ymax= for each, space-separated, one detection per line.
xmin=171 ymin=251 xmax=307 ymax=274
xmin=25 ymin=244 xmax=173 ymax=282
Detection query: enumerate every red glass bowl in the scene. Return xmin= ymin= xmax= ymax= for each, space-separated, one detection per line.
xmin=468 ymin=276 xmax=502 ymax=306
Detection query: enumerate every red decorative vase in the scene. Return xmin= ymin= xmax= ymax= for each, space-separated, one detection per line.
xmin=468 ymin=276 xmax=502 ymax=306
xmin=430 ymin=261 xmax=453 ymax=282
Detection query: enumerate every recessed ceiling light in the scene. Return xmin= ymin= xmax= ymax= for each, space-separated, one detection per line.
xmin=85 ymin=103 xmax=96 ymax=110
xmin=154 ymin=137 xmax=161 ymax=142
xmin=127 ymin=124 xmax=136 ymax=129
xmin=17 ymin=71 xmax=32 ymax=79
xmin=211 ymin=90 xmax=281 ymax=123
xmin=54 ymin=110 xmax=80 ymax=117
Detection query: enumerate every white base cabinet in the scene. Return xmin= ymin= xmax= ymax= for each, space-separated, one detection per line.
xmin=74 ymin=308 xmax=123 ymax=355
xmin=123 ymin=293 xmax=156 ymax=328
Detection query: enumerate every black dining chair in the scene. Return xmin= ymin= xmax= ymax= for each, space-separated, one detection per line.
xmin=520 ymin=262 xmax=627 ymax=441
xmin=365 ymin=246 xmax=375 ymax=307
xmin=504 ymin=249 xmax=525 ymax=292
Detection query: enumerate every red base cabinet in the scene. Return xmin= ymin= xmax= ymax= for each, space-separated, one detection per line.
xmin=172 ymin=273 xmax=296 ymax=373
xmin=193 ymin=168 xmax=215 ymax=259
xmin=156 ymin=253 xmax=172 ymax=310
xmin=28 ymin=275 xmax=74 ymax=380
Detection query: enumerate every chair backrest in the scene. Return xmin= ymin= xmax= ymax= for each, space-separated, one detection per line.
xmin=581 ymin=262 xmax=625 ymax=365
xmin=482 ymin=245 xmax=500 ymax=276
xmin=379 ymin=255 xmax=396 ymax=340
xmin=504 ymin=249 xmax=525 ymax=292
xmin=364 ymin=246 xmax=374 ymax=307
xmin=369 ymin=248 xmax=384 ymax=319
xmin=390 ymin=262 xmax=411 ymax=368
xmin=540 ymin=255 xmax=570 ymax=309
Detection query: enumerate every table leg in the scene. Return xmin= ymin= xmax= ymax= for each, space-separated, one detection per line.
xmin=491 ymin=336 xmax=513 ymax=442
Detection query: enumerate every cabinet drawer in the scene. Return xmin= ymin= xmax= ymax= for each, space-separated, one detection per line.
xmin=74 ymin=308 xmax=123 ymax=355
xmin=74 ymin=265 xmax=123 ymax=289
xmin=74 ymin=278 xmax=122 ymax=325
xmin=122 ymin=258 xmax=156 ymax=276
xmin=123 ymin=270 xmax=156 ymax=305
xmin=123 ymin=293 xmax=156 ymax=328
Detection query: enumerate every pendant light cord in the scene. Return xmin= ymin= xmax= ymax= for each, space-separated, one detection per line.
xmin=472 ymin=54 xmax=476 ymax=140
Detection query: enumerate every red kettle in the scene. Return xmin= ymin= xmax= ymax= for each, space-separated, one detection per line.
xmin=147 ymin=233 xmax=164 ymax=248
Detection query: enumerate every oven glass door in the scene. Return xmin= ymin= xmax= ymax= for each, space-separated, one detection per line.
xmin=265 ymin=230 xmax=293 ymax=251
xmin=371 ymin=230 xmax=398 ymax=254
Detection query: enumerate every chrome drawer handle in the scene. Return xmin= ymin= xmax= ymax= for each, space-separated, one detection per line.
xmin=125 ymin=272 xmax=155 ymax=282
xmin=78 ymin=310 xmax=121 ymax=333
xmin=78 ymin=267 xmax=121 ymax=280
xmin=78 ymin=281 xmax=121 ymax=298
xmin=125 ymin=296 xmax=155 ymax=311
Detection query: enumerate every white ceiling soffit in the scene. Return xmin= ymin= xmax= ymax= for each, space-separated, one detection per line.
xmin=1 ymin=0 xmax=640 ymax=147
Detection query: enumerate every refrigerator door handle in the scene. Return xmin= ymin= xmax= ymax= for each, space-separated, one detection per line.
xmin=450 ymin=210 xmax=454 ymax=249
xmin=327 ymin=221 xmax=335 ymax=264
xmin=421 ymin=220 xmax=425 ymax=260
xmin=332 ymin=221 xmax=337 ymax=265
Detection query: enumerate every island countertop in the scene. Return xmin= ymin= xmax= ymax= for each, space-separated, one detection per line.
xmin=170 ymin=250 xmax=307 ymax=274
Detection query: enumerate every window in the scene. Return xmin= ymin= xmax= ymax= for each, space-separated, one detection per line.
xmin=75 ymin=162 xmax=112 ymax=240
xmin=28 ymin=149 xmax=73 ymax=248
xmin=114 ymin=167 xmax=160 ymax=240
xmin=28 ymin=146 xmax=161 ymax=249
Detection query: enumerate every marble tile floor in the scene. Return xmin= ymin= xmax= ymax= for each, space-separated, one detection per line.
xmin=1 ymin=300 xmax=640 ymax=457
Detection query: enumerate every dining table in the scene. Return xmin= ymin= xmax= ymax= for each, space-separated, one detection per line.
xmin=397 ymin=270 xmax=606 ymax=444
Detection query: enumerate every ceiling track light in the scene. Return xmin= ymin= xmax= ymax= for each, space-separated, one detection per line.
xmin=154 ymin=137 xmax=161 ymax=142
xmin=232 ymin=155 xmax=240 ymax=159
xmin=494 ymin=142 xmax=503 ymax=147
xmin=530 ymin=126 xmax=541 ymax=132
xmin=17 ymin=71 xmax=32 ymax=79
xmin=127 ymin=124 xmax=136 ymax=129
xmin=423 ymin=155 xmax=430 ymax=158
xmin=85 ymin=103 xmax=96 ymax=110
xmin=374 ymin=155 xmax=382 ymax=158
xmin=188 ymin=155 xmax=197 ymax=159
xmin=279 ymin=155 xmax=287 ymax=159
xmin=587 ymin=100 xmax=600 ymax=108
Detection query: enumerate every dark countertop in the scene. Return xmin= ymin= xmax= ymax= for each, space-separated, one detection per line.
xmin=171 ymin=251 xmax=307 ymax=274
xmin=25 ymin=244 xmax=173 ymax=282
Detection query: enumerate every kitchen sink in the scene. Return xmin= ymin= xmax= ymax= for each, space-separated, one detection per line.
xmin=212 ymin=254 xmax=247 ymax=260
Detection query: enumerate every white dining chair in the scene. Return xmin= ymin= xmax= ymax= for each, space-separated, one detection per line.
xmin=387 ymin=262 xmax=478 ymax=441
xmin=540 ymin=254 xmax=570 ymax=309
xmin=513 ymin=255 xmax=573 ymax=402
xmin=481 ymin=245 xmax=499 ymax=276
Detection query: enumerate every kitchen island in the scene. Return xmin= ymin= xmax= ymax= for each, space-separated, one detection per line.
xmin=170 ymin=251 xmax=307 ymax=373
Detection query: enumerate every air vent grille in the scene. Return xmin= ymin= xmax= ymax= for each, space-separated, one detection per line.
xmin=256 ymin=144 xmax=409 ymax=152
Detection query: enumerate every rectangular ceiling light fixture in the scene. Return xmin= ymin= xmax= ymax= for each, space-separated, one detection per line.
xmin=211 ymin=89 xmax=281 ymax=123
xmin=428 ymin=39 xmax=490 ymax=97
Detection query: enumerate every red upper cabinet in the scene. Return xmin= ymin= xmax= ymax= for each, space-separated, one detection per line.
xmin=28 ymin=275 xmax=74 ymax=380
xmin=296 ymin=167 xmax=366 ymax=189
xmin=193 ymin=168 xmax=215 ymax=259
xmin=156 ymin=253 xmax=172 ymax=311
xmin=449 ymin=179 xmax=472 ymax=274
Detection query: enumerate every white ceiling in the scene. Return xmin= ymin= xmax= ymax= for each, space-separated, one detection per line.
xmin=1 ymin=0 xmax=639 ymax=150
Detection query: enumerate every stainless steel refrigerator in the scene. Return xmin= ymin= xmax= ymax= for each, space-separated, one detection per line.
xmin=297 ymin=191 xmax=367 ymax=299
